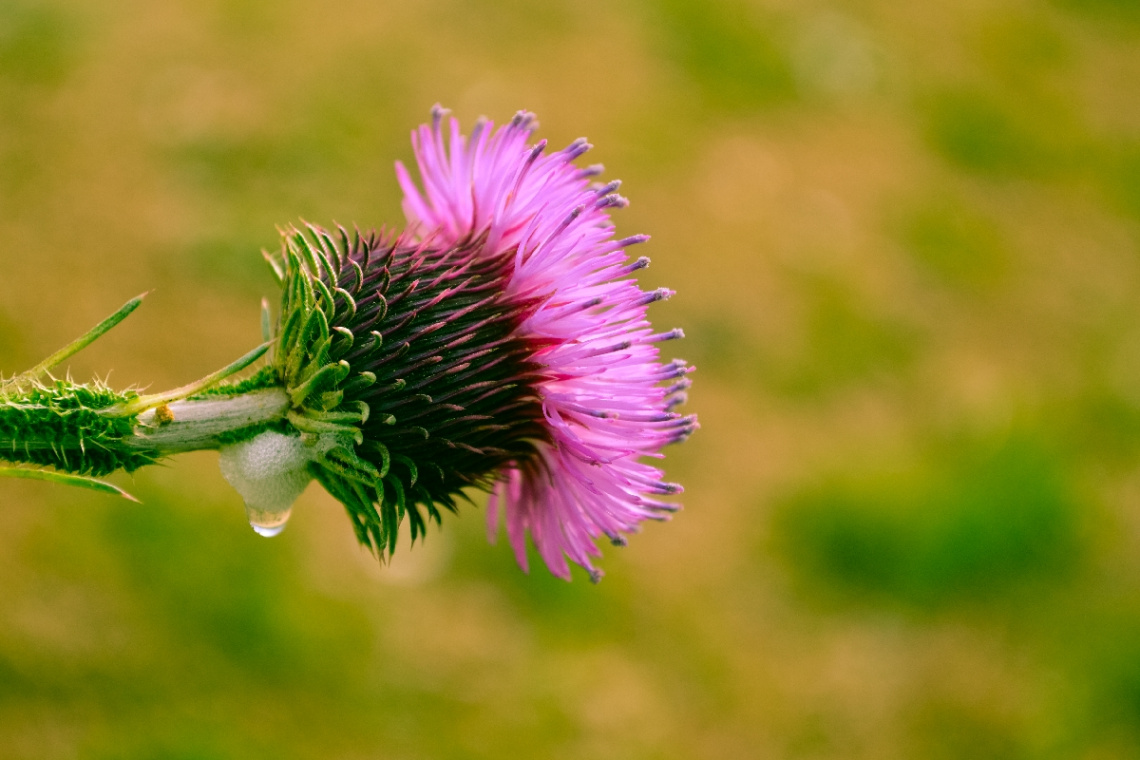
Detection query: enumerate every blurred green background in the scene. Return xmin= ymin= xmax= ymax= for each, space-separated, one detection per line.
xmin=0 ymin=0 xmax=1139 ymax=757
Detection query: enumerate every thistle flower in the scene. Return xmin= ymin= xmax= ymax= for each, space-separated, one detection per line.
xmin=0 ymin=106 xmax=695 ymax=582
xmin=257 ymin=106 xmax=695 ymax=580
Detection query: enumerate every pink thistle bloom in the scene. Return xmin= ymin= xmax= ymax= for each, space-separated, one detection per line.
xmin=395 ymin=106 xmax=697 ymax=581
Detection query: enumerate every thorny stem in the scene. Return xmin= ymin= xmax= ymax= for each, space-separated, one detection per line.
xmin=0 ymin=291 xmax=289 ymax=497
xmin=0 ymin=384 xmax=291 ymax=502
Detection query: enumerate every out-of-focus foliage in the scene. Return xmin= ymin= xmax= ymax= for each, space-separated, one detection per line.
xmin=1 ymin=0 xmax=1139 ymax=758
xmin=775 ymin=432 xmax=1081 ymax=609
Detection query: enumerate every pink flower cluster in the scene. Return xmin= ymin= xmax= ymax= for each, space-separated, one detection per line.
xmin=396 ymin=106 xmax=696 ymax=581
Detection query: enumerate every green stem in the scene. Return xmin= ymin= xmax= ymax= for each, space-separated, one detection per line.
xmin=0 ymin=379 xmax=290 ymax=476
xmin=124 ymin=387 xmax=290 ymax=455
xmin=0 ymin=296 xmax=294 ymax=497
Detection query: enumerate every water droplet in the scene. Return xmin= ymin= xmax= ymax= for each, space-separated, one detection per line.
xmin=219 ymin=431 xmax=315 ymax=539
xmin=246 ymin=505 xmax=292 ymax=538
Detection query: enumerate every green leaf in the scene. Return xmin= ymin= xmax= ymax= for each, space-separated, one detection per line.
xmin=118 ymin=342 xmax=270 ymax=416
xmin=0 ymin=466 xmax=138 ymax=501
xmin=3 ymin=292 xmax=146 ymax=393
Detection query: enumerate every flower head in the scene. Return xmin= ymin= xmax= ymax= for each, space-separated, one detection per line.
xmin=268 ymin=106 xmax=695 ymax=581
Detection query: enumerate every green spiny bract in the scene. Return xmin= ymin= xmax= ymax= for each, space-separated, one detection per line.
xmin=267 ymin=223 xmax=549 ymax=557
xmin=0 ymin=379 xmax=156 ymax=476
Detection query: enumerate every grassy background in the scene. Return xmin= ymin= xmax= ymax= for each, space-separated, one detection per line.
xmin=1 ymin=0 xmax=1139 ymax=757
